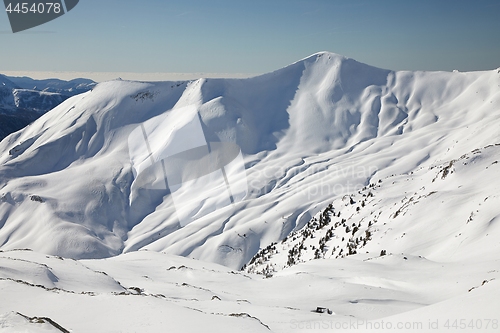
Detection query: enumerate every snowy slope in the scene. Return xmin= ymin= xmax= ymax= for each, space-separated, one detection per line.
xmin=244 ymin=143 xmax=500 ymax=275
xmin=0 ymin=52 xmax=499 ymax=272
xmin=0 ymin=249 xmax=498 ymax=333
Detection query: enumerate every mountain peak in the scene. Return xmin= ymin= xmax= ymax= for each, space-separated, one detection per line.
xmin=300 ymin=51 xmax=347 ymax=61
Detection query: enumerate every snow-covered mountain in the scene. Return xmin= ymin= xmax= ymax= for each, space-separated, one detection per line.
xmin=0 ymin=74 xmax=95 ymax=140
xmin=0 ymin=52 xmax=499 ymax=332
xmin=0 ymin=52 xmax=499 ymax=268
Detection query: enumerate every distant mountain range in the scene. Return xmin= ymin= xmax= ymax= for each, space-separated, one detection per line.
xmin=0 ymin=74 xmax=95 ymax=140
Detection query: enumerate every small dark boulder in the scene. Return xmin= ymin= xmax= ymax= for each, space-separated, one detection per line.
xmin=30 ymin=195 xmax=44 ymax=203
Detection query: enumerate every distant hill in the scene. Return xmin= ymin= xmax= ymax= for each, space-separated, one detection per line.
xmin=0 ymin=74 xmax=95 ymax=140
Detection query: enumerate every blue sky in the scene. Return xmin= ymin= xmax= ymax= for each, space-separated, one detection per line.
xmin=1 ymin=0 xmax=500 ymax=75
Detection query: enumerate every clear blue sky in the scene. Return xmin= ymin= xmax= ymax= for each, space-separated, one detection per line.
xmin=1 ymin=0 xmax=499 ymax=75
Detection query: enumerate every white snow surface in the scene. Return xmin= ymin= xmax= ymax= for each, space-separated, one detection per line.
xmin=0 ymin=52 xmax=499 ymax=332
xmin=0 ymin=250 xmax=498 ymax=332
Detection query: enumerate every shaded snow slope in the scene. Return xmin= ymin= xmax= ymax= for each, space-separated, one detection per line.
xmin=0 ymin=52 xmax=499 ymax=270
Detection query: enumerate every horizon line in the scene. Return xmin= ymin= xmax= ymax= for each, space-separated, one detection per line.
xmin=0 ymin=71 xmax=262 ymax=83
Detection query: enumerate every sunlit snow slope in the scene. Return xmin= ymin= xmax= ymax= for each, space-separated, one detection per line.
xmin=0 ymin=52 xmax=499 ymax=270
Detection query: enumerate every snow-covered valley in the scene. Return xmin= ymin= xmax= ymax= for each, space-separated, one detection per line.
xmin=0 ymin=52 xmax=499 ymax=332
